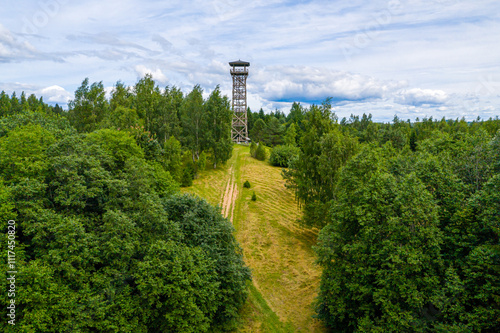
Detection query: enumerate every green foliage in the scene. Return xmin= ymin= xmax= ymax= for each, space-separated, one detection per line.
xmin=0 ymin=178 xmax=16 ymax=222
xmin=0 ymin=120 xmax=249 ymax=332
xmin=163 ymin=135 xmax=183 ymax=182
xmin=284 ymin=116 xmax=359 ymax=227
xmin=409 ymin=129 xmax=417 ymax=151
xmin=150 ymin=161 xmax=179 ymax=197
xmin=133 ymin=73 xmax=158 ymax=133
xmin=197 ymin=150 xmax=207 ymax=171
xmin=203 ymin=86 xmax=233 ymax=168
xmin=311 ymin=124 xmax=500 ymax=331
xmin=135 ymin=240 xmax=219 ymax=332
xmin=286 ymin=102 xmax=305 ymax=132
xmin=250 ymin=118 xmax=267 ymax=143
xmin=102 ymin=106 xmax=143 ymax=131
xmin=3 ymin=75 xmax=499 ymax=333
xmin=68 ymin=78 xmax=108 ymax=132
xmin=254 ymin=143 xmax=267 ymax=161
xmin=243 ymin=180 xmax=251 ymax=188
xmin=316 ymin=147 xmax=444 ymax=331
xmin=266 ymin=117 xmax=284 ymax=146
xmin=491 ymin=130 xmax=500 ymax=173
xmin=181 ymin=85 xmax=205 ymax=161
xmin=283 ymin=122 xmax=298 ymax=146
xmin=158 ymin=86 xmax=183 ymax=143
xmin=162 ymin=195 xmax=251 ymax=331
xmin=249 ymin=115 xmax=286 ymax=147
xmin=437 ymin=174 xmax=500 ymax=331
xmin=269 ymin=144 xmax=300 ymax=167
xmin=109 ymin=81 xmax=133 ymax=110
xmin=0 ymin=110 xmax=75 ymax=139
xmin=0 ymin=123 xmax=56 ymax=184
xmin=181 ymin=161 xmax=195 ymax=187
xmin=86 ymin=129 xmax=144 ymax=168
xmin=0 ymin=91 xmax=13 ymax=117
xmin=249 ymin=141 xmax=257 ymax=156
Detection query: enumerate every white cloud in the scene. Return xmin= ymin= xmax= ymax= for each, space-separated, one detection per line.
xmin=134 ymin=65 xmax=168 ymax=84
xmin=252 ymin=65 xmax=406 ymax=103
xmin=37 ymin=85 xmax=72 ymax=105
xmin=0 ymin=0 xmax=499 ymax=121
xmin=0 ymin=23 xmax=61 ymax=62
xmin=394 ymin=88 xmax=449 ymax=106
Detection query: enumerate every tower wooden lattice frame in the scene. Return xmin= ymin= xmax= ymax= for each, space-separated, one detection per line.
xmin=229 ymin=60 xmax=249 ymax=143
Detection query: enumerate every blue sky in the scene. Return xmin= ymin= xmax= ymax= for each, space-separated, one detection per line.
xmin=1 ymin=0 xmax=499 ymax=121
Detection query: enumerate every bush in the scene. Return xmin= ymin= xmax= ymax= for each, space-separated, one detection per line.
xmin=249 ymin=142 xmax=257 ymax=157
xmin=254 ymin=143 xmax=267 ymax=161
xmin=251 ymin=191 xmax=257 ymax=201
xmin=243 ymin=180 xmax=251 ymax=188
xmin=181 ymin=162 xmax=195 ymax=187
xmin=269 ymin=145 xmax=300 ymax=167
xmin=197 ymin=151 xmax=207 ymax=171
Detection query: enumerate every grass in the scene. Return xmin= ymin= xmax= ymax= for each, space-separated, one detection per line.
xmin=183 ymin=145 xmax=325 ymax=332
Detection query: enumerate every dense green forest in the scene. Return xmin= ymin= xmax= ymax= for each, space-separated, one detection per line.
xmin=0 ymin=76 xmax=249 ymax=332
xmin=1 ymin=75 xmax=499 ymax=332
xmin=249 ymin=100 xmax=499 ymax=332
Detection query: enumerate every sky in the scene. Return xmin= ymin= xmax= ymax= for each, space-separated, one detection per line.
xmin=1 ymin=0 xmax=499 ymax=122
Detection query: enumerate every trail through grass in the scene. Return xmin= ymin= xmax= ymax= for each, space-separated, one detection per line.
xmin=183 ymin=145 xmax=325 ymax=332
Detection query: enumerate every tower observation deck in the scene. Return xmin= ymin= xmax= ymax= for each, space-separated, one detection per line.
xmin=229 ymin=60 xmax=250 ymax=143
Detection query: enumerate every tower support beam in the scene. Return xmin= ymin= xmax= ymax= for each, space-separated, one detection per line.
xmin=229 ymin=60 xmax=250 ymax=143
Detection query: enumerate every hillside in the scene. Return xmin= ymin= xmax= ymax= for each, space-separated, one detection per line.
xmin=183 ymin=145 xmax=325 ymax=332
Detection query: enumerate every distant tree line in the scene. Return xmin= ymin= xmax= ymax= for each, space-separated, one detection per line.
xmin=0 ymin=90 xmax=64 ymax=116
xmin=0 ymin=77 xmax=250 ymax=332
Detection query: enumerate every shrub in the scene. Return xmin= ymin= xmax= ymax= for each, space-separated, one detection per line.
xmin=269 ymin=145 xmax=300 ymax=167
xmin=181 ymin=162 xmax=195 ymax=187
xmin=249 ymin=142 xmax=257 ymax=157
xmin=197 ymin=151 xmax=207 ymax=171
xmin=254 ymin=143 xmax=267 ymax=161
xmin=251 ymin=191 xmax=257 ymax=201
xmin=243 ymin=180 xmax=251 ymax=188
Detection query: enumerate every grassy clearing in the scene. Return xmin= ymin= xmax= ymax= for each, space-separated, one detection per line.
xmin=183 ymin=145 xmax=325 ymax=332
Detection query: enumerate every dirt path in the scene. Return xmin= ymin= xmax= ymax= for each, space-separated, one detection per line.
xmin=220 ymin=166 xmax=238 ymax=222
xmin=220 ymin=149 xmax=240 ymax=223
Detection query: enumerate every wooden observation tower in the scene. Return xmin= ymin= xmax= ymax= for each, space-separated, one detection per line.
xmin=229 ymin=60 xmax=250 ymax=143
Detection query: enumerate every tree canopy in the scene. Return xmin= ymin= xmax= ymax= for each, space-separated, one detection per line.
xmin=0 ymin=78 xmax=249 ymax=332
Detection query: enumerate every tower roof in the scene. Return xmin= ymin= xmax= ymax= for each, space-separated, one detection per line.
xmin=229 ymin=60 xmax=250 ymax=67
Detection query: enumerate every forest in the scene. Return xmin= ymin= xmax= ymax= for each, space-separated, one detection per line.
xmin=255 ymin=100 xmax=500 ymax=332
xmin=0 ymin=76 xmax=249 ymax=332
xmin=1 ymin=75 xmax=499 ymax=332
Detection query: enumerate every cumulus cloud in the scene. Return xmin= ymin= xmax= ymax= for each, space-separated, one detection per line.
xmin=134 ymin=65 xmax=168 ymax=83
xmin=0 ymin=82 xmax=71 ymax=107
xmin=252 ymin=65 xmax=406 ymax=103
xmin=394 ymin=88 xmax=449 ymax=106
xmin=37 ymin=85 xmax=72 ymax=105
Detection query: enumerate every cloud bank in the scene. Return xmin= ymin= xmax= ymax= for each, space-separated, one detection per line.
xmin=0 ymin=0 xmax=498 ymax=122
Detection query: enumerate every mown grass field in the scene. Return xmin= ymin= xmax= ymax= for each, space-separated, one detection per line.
xmin=183 ymin=145 xmax=325 ymax=332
